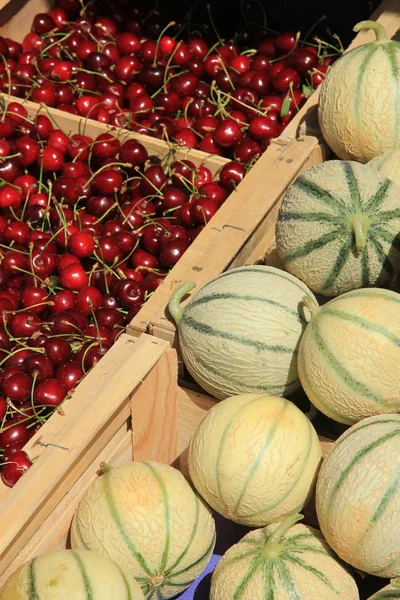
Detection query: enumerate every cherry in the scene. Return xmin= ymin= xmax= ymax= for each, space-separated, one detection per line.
xmin=56 ymin=361 xmax=83 ymax=391
xmin=219 ymin=161 xmax=246 ymax=190
xmin=0 ymin=418 xmax=30 ymax=447
xmin=4 ymin=221 xmax=30 ymax=246
xmin=130 ymin=249 xmax=158 ymax=272
xmin=96 ymin=308 xmax=124 ymax=330
xmin=117 ymin=32 xmax=140 ymax=54
xmin=60 ymin=263 xmax=88 ymax=290
xmin=21 ymin=287 xmax=49 ymax=314
xmin=45 ymin=338 xmax=72 ymax=366
xmin=234 ymin=136 xmax=261 ymax=163
xmin=249 ymin=116 xmax=279 ymax=140
xmin=30 ymin=250 xmax=57 ymax=278
xmin=83 ymin=325 xmax=112 ymax=346
xmin=37 ymin=146 xmax=65 ymax=171
xmin=310 ymin=65 xmax=329 ymax=88
xmin=0 ymin=185 xmax=23 ymax=208
xmin=3 ymin=441 xmax=25 ymax=462
xmin=1 ymin=451 xmax=32 ymax=487
xmin=273 ymin=68 xmax=301 ymax=93
xmin=291 ymin=48 xmax=319 ymax=75
xmin=275 ymin=31 xmax=299 ymax=54
xmin=34 ymin=378 xmax=66 ymax=407
xmin=115 ymin=279 xmax=145 ymax=308
xmin=76 ymin=286 xmax=102 ymax=314
xmin=2 ymin=373 xmax=32 ymax=403
xmin=52 ymin=311 xmax=80 ymax=335
xmin=68 ymin=231 xmax=95 ymax=258
xmin=10 ymin=312 xmax=41 ymax=337
xmin=92 ymin=169 xmax=123 ymax=195
xmin=159 ymin=238 xmax=189 ymax=267
xmin=214 ymin=119 xmax=244 ymax=148
xmin=98 ymin=236 xmax=122 ymax=265
xmin=51 ymin=290 xmax=75 ymax=313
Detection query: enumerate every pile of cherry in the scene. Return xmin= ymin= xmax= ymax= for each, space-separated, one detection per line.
xmin=0 ymin=99 xmax=245 ymax=487
xmin=0 ymin=0 xmax=340 ymax=161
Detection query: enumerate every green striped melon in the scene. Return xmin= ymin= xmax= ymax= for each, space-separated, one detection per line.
xmin=210 ymin=514 xmax=359 ymax=599
xmin=0 ymin=549 xmax=145 ymax=599
xmin=70 ymin=462 xmax=215 ymax=599
xmin=276 ymin=160 xmax=400 ymax=297
xmin=168 ymin=266 xmax=318 ymax=400
xmin=368 ymin=579 xmax=400 ymax=599
xmin=298 ymin=288 xmax=400 ymax=425
xmin=368 ymin=149 xmax=400 ymax=187
xmin=188 ymin=394 xmax=322 ymax=526
xmin=316 ymin=414 xmax=400 ymax=578
xmin=318 ymin=20 xmax=400 ymax=162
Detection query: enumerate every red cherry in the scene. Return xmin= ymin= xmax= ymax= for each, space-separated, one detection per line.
xmin=0 ymin=418 xmax=30 ymax=447
xmin=291 ymin=48 xmax=319 ymax=75
xmin=37 ymin=146 xmax=65 ymax=171
xmin=2 ymin=373 xmax=31 ymax=403
xmin=34 ymin=378 xmax=66 ymax=407
xmin=45 ymin=338 xmax=72 ymax=366
xmin=0 ymin=185 xmax=23 ymax=208
xmin=60 ymin=264 xmax=88 ymax=290
xmin=68 ymin=232 xmax=95 ymax=258
xmin=249 ymin=116 xmax=279 ymax=140
xmin=234 ymin=137 xmax=261 ymax=163
xmin=51 ymin=290 xmax=75 ymax=313
xmin=273 ymin=68 xmax=301 ymax=93
xmin=159 ymin=239 xmax=189 ymax=267
xmin=76 ymin=286 xmax=102 ymax=314
xmin=130 ymin=250 xmax=158 ymax=272
xmin=24 ymin=354 xmax=54 ymax=382
xmin=21 ymin=287 xmax=49 ymax=314
xmin=191 ymin=198 xmax=219 ymax=224
xmin=310 ymin=65 xmax=329 ymax=88
xmin=275 ymin=31 xmax=299 ymax=54
xmin=1 ymin=451 xmax=32 ymax=487
xmin=52 ymin=311 xmax=80 ymax=335
xmin=56 ymin=361 xmax=83 ymax=391
xmin=10 ymin=312 xmax=41 ymax=337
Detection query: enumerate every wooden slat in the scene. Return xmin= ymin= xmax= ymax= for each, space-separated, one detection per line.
xmin=131 ymin=347 xmax=179 ymax=465
xmin=127 ymin=135 xmax=325 ymax=348
xmin=0 ymin=95 xmax=228 ymax=174
xmin=0 ymin=333 xmax=170 ymax=576
xmin=0 ymin=424 xmax=133 ymax=587
xmin=0 ymin=0 xmax=52 ymax=35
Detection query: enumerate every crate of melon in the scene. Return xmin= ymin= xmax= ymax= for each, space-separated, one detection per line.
xmin=0 ymin=331 xmax=395 ymax=600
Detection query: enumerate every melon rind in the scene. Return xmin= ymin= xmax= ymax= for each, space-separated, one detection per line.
xmin=298 ymin=287 xmax=400 ymax=425
xmin=276 ymin=160 xmax=400 ymax=297
xmin=316 ymin=414 xmax=400 ymax=578
xmin=368 ymin=149 xmax=400 ymax=187
xmin=210 ymin=522 xmax=359 ymax=600
xmin=0 ymin=549 xmax=145 ymax=599
xmin=318 ymin=39 xmax=400 ymax=163
xmin=177 ymin=265 xmax=318 ymax=400
xmin=70 ymin=462 xmax=216 ymax=599
xmin=188 ymin=394 xmax=322 ymax=526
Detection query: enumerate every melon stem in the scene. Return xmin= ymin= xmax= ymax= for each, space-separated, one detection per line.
xmin=100 ymin=462 xmax=112 ymax=474
xmin=353 ymin=20 xmax=388 ymax=41
xmin=349 ymin=214 xmax=369 ymax=254
xmin=302 ymin=295 xmax=318 ymax=319
xmin=262 ymin=514 xmax=304 ymax=559
xmin=168 ymin=282 xmax=196 ymax=325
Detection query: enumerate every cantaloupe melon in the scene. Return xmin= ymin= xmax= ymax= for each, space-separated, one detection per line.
xmin=169 ymin=265 xmax=318 ymax=400
xmin=210 ymin=514 xmax=359 ymax=599
xmin=368 ymin=579 xmax=400 ymax=599
xmin=71 ymin=462 xmax=215 ymax=599
xmin=316 ymin=414 xmax=400 ymax=578
xmin=276 ymin=160 xmax=400 ymax=297
xmin=298 ymin=288 xmax=400 ymax=425
xmin=318 ymin=20 xmax=400 ymax=162
xmin=0 ymin=549 xmax=145 ymax=599
xmin=188 ymin=394 xmax=322 ymax=526
xmin=368 ymin=149 xmax=400 ymax=187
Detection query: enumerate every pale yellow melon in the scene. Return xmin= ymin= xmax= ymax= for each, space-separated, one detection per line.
xmin=318 ymin=20 xmax=400 ymax=162
xmin=316 ymin=414 xmax=400 ymax=578
xmin=0 ymin=549 xmax=145 ymax=599
xmin=368 ymin=149 xmax=400 ymax=186
xmin=210 ymin=515 xmax=359 ymax=599
xmin=188 ymin=394 xmax=322 ymax=526
xmin=70 ymin=461 xmax=215 ymax=599
xmin=298 ymin=288 xmax=400 ymax=425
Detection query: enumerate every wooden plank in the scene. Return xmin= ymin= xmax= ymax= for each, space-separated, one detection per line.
xmin=131 ymin=347 xmax=179 ymax=465
xmin=127 ymin=135 xmax=324 ymax=347
xmin=0 ymin=424 xmax=133 ymax=587
xmin=0 ymin=94 xmax=228 ymax=174
xmin=0 ymin=333 xmax=170 ymax=577
xmin=0 ymin=0 xmax=52 ymax=36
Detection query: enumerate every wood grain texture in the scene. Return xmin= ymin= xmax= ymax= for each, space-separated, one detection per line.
xmin=132 ymin=347 xmax=179 ymax=465
xmin=0 ymin=333 xmax=169 ymax=578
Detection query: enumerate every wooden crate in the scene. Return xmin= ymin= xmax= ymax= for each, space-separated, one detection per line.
xmin=126 ymin=0 xmax=400 ymax=349
xmin=0 ymin=333 xmax=335 ymax=586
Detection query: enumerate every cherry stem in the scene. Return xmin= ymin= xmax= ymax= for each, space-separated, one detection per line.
xmin=153 ymin=20 xmax=176 ymax=67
